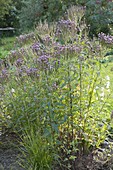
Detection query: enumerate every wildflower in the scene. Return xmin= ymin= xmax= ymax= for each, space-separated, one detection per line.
xmin=55 ymin=28 xmax=62 ymax=36
xmin=100 ymin=87 xmax=104 ymax=99
xmin=106 ymin=75 xmax=110 ymax=81
xmin=16 ymin=68 xmax=23 ymax=77
xmin=43 ymin=35 xmax=52 ymax=44
xmin=38 ymin=54 xmax=52 ymax=64
xmin=2 ymin=69 xmax=8 ymax=75
xmin=58 ymin=19 xmax=75 ymax=29
xmin=16 ymin=32 xmax=35 ymax=44
xmin=31 ymin=42 xmax=42 ymax=54
xmin=10 ymin=48 xmax=26 ymax=59
xmin=11 ymin=88 xmax=15 ymax=93
xmin=106 ymin=81 xmax=110 ymax=89
xmin=1 ymin=69 xmax=8 ymax=78
xmin=0 ymin=69 xmax=9 ymax=82
xmin=98 ymin=32 xmax=113 ymax=45
xmin=54 ymin=43 xmax=81 ymax=56
xmin=95 ymin=86 xmax=99 ymax=90
xmin=19 ymin=48 xmax=27 ymax=55
xmin=16 ymin=58 xmax=23 ymax=66
xmin=10 ymin=50 xmax=18 ymax=57
xmin=26 ymin=67 xmax=39 ymax=77
xmin=55 ymin=19 xmax=76 ymax=37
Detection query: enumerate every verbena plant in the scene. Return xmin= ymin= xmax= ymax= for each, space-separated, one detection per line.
xmin=0 ymin=6 xmax=112 ymax=169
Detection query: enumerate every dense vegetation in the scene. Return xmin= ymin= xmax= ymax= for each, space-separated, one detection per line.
xmin=1 ymin=1 xmax=113 ymax=169
xmin=1 ymin=5 xmax=113 ymax=169
xmin=0 ymin=0 xmax=12 ymax=19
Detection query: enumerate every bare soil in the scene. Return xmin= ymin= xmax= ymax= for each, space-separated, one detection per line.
xmin=0 ymin=132 xmax=24 ymax=170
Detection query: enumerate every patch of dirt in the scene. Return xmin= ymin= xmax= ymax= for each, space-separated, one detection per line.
xmin=74 ymin=154 xmax=113 ymax=170
xmin=74 ymin=138 xmax=113 ymax=170
xmin=0 ymin=131 xmax=24 ymax=170
xmin=0 ymin=149 xmax=24 ymax=170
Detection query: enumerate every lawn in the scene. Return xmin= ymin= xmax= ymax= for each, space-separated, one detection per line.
xmin=0 ymin=36 xmax=16 ymax=59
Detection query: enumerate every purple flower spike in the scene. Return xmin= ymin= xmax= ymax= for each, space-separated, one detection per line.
xmin=2 ymin=69 xmax=8 ymax=76
xmin=38 ymin=55 xmax=51 ymax=63
xmin=16 ymin=58 xmax=23 ymax=66
xmin=98 ymin=32 xmax=113 ymax=45
xmin=31 ymin=42 xmax=42 ymax=54
xmin=16 ymin=32 xmax=35 ymax=44
xmin=26 ymin=67 xmax=39 ymax=77
xmin=58 ymin=19 xmax=75 ymax=28
xmin=0 ymin=69 xmax=8 ymax=80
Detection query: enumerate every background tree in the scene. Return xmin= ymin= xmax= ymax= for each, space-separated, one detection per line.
xmin=0 ymin=0 xmax=12 ymax=20
xmin=0 ymin=0 xmax=22 ymax=32
xmin=19 ymin=0 xmax=79 ymax=31
xmin=85 ymin=0 xmax=113 ymax=37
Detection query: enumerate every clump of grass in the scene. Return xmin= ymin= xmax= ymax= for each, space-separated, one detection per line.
xmin=20 ymin=128 xmax=54 ymax=170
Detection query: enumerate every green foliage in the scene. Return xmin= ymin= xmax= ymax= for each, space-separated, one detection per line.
xmin=85 ymin=0 xmax=113 ymax=37
xmin=0 ymin=0 xmax=12 ymax=19
xmin=0 ymin=0 xmax=22 ymax=29
xmin=2 ymin=55 xmax=111 ymax=168
xmin=19 ymin=0 xmax=61 ymax=30
xmin=19 ymin=0 xmax=77 ymax=31
xmin=1 ymin=41 xmax=111 ymax=168
xmin=76 ymin=0 xmax=89 ymax=5
xmin=0 ymin=7 xmax=112 ymax=169
xmin=0 ymin=36 xmax=15 ymax=59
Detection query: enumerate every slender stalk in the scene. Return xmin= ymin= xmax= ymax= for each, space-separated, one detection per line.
xmin=68 ymin=65 xmax=73 ymax=142
xmin=45 ymin=74 xmax=55 ymax=144
xmin=78 ymin=57 xmax=83 ymax=155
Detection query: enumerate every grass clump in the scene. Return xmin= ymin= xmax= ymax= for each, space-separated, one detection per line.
xmin=20 ymin=129 xmax=54 ymax=170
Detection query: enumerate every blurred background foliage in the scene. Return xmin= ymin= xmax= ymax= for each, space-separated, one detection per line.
xmin=0 ymin=0 xmax=113 ymax=36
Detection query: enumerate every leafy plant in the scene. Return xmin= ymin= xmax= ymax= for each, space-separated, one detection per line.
xmin=0 ymin=8 xmax=112 ymax=169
